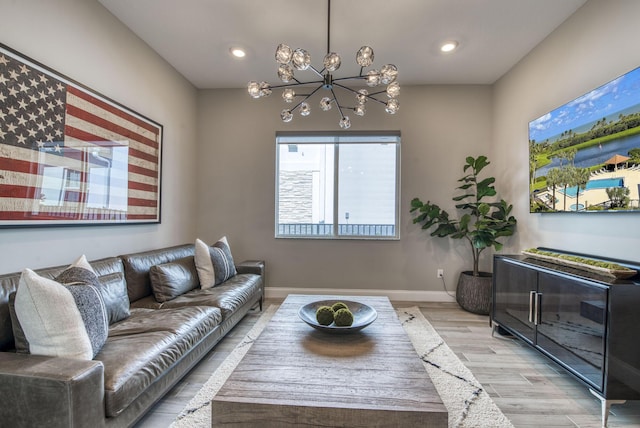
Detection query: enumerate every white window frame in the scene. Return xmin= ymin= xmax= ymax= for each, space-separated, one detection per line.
xmin=275 ymin=131 xmax=401 ymax=240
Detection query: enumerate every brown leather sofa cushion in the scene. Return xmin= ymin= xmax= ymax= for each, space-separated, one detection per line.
xmin=120 ymin=244 xmax=195 ymax=303
xmin=96 ymin=305 xmax=222 ymax=417
xmin=156 ymin=273 xmax=262 ymax=320
xmin=149 ymin=257 xmax=199 ymax=302
xmin=98 ymin=272 xmax=131 ymax=324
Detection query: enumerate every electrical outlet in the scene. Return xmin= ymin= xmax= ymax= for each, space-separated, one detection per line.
xmin=437 ymin=269 xmax=444 ymax=278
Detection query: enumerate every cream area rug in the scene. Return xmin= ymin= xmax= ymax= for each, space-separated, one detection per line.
xmin=172 ymin=305 xmax=513 ymax=428
xmin=397 ymin=307 xmax=514 ymax=428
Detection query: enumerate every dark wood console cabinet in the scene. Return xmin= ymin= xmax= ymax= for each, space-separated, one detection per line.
xmin=492 ymin=250 xmax=640 ymax=427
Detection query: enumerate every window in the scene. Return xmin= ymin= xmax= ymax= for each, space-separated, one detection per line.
xmin=276 ymin=131 xmax=400 ymax=239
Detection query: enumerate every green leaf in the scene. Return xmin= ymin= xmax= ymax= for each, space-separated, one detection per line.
xmin=459 ymin=214 xmax=471 ymax=230
xmin=412 ymin=213 xmax=427 ymax=223
xmin=432 ymin=223 xmax=457 ymax=237
xmin=410 ymin=198 xmax=424 ymax=210
xmin=477 ymin=185 xmax=497 ymax=200
xmin=452 ymin=193 xmax=474 ymax=201
xmin=477 ymin=177 xmax=495 ymax=188
xmin=474 ymin=155 xmax=489 ymax=172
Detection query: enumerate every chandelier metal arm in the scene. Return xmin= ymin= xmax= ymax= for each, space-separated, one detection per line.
xmin=331 ymin=75 xmax=366 ymax=83
xmin=332 ymin=82 xmax=389 ymax=106
xmin=267 ymin=80 xmax=324 ymax=90
xmin=308 ymin=65 xmax=325 ymax=78
xmin=290 ymin=84 xmax=324 ymax=112
xmin=329 ymin=86 xmax=346 ymax=119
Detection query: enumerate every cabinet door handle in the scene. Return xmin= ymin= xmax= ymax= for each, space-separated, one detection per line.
xmin=534 ymin=292 xmax=542 ymax=325
xmin=529 ymin=291 xmax=536 ymax=323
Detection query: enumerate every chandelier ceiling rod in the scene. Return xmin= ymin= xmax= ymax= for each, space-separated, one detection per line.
xmin=326 ymin=0 xmax=331 ymax=55
xmin=246 ymin=0 xmax=400 ymax=129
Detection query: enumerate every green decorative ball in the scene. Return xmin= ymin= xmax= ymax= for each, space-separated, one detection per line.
xmin=331 ymin=302 xmax=349 ymax=312
xmin=334 ymin=308 xmax=354 ymax=326
xmin=316 ymin=306 xmax=335 ymax=325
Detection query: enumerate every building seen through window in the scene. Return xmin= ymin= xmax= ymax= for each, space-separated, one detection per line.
xmin=276 ymin=131 xmax=400 ymax=239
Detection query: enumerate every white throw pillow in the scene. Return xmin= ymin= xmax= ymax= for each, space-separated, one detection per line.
xmin=70 ymin=254 xmax=95 ymax=272
xmin=14 ymin=268 xmax=94 ymax=360
xmin=195 ymin=238 xmax=215 ymax=289
xmin=194 ymin=237 xmax=236 ymax=289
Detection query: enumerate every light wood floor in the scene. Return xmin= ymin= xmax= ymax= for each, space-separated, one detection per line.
xmin=134 ymin=301 xmax=640 ymax=427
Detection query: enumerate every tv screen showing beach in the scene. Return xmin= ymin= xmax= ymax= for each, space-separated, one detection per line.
xmin=529 ymin=66 xmax=640 ymax=213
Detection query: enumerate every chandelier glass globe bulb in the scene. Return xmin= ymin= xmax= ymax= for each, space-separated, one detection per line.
xmin=278 ymin=64 xmax=295 ymax=83
xmin=354 ymin=105 xmax=366 ymax=116
xmin=275 ymin=44 xmax=293 ymax=64
xmin=386 ymin=82 xmax=400 ymax=98
xmin=292 ymin=49 xmax=311 ymax=71
xmin=323 ymin=52 xmax=341 ymax=72
xmin=282 ymin=88 xmax=295 ymax=102
xmin=259 ymin=81 xmax=272 ymax=97
xmin=281 ymin=109 xmax=293 ymax=122
xmin=319 ymin=97 xmax=333 ymax=111
xmin=380 ymin=64 xmax=398 ymax=84
xmin=300 ymin=102 xmax=311 ymax=116
xmin=356 ymin=89 xmax=368 ymax=104
xmin=247 ymin=81 xmax=261 ymax=99
xmin=385 ymin=98 xmax=399 ymax=114
xmin=366 ymin=70 xmax=381 ymax=87
xmin=356 ymin=46 xmax=374 ymax=67
xmin=339 ymin=116 xmax=351 ymax=129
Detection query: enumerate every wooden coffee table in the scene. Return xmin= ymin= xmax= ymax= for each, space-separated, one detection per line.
xmin=211 ymin=294 xmax=448 ymax=427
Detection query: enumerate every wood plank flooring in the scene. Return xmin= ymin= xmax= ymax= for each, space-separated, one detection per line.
xmin=134 ymin=301 xmax=640 ymax=427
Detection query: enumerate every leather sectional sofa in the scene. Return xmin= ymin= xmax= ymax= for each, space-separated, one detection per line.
xmin=0 ymin=243 xmax=264 ymax=427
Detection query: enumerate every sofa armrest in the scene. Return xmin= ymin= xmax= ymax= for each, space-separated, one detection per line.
xmin=0 ymin=353 xmax=105 ymax=428
xmin=236 ymin=260 xmax=265 ymax=278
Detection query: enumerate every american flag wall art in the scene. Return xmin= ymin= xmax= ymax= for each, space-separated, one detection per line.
xmin=0 ymin=44 xmax=162 ymax=227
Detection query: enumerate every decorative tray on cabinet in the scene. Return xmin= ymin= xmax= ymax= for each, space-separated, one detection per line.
xmin=521 ymin=249 xmax=637 ymax=280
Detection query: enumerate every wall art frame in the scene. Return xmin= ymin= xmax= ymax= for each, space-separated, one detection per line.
xmin=529 ymin=65 xmax=640 ymax=213
xmin=0 ymin=43 xmax=162 ymax=228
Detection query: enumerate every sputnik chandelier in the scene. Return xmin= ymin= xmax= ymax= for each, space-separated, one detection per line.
xmin=247 ymin=0 xmax=400 ymax=129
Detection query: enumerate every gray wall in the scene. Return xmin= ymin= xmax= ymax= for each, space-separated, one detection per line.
xmin=0 ymin=0 xmax=199 ymax=272
xmin=197 ymin=85 xmax=492 ymax=299
xmin=493 ymin=0 xmax=640 ymax=260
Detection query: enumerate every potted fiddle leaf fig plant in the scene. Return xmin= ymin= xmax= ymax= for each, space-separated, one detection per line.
xmin=410 ymin=155 xmax=517 ymax=314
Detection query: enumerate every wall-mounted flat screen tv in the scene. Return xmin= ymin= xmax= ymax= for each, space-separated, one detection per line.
xmin=529 ymin=66 xmax=640 ymax=213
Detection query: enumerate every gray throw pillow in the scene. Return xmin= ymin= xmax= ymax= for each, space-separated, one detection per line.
xmin=209 ymin=240 xmax=236 ymax=285
xmin=55 ymin=265 xmax=109 ymax=357
xmin=8 ymin=292 xmax=30 ymax=354
xmin=149 ymin=256 xmax=199 ymax=302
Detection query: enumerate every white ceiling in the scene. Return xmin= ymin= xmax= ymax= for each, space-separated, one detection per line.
xmin=97 ymin=0 xmax=588 ymax=89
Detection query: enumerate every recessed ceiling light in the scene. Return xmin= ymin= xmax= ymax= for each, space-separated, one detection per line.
xmin=230 ymin=48 xmax=246 ymax=58
xmin=440 ymin=41 xmax=458 ymax=53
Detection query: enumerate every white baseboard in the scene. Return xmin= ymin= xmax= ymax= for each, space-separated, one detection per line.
xmin=264 ymin=287 xmax=456 ymax=303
